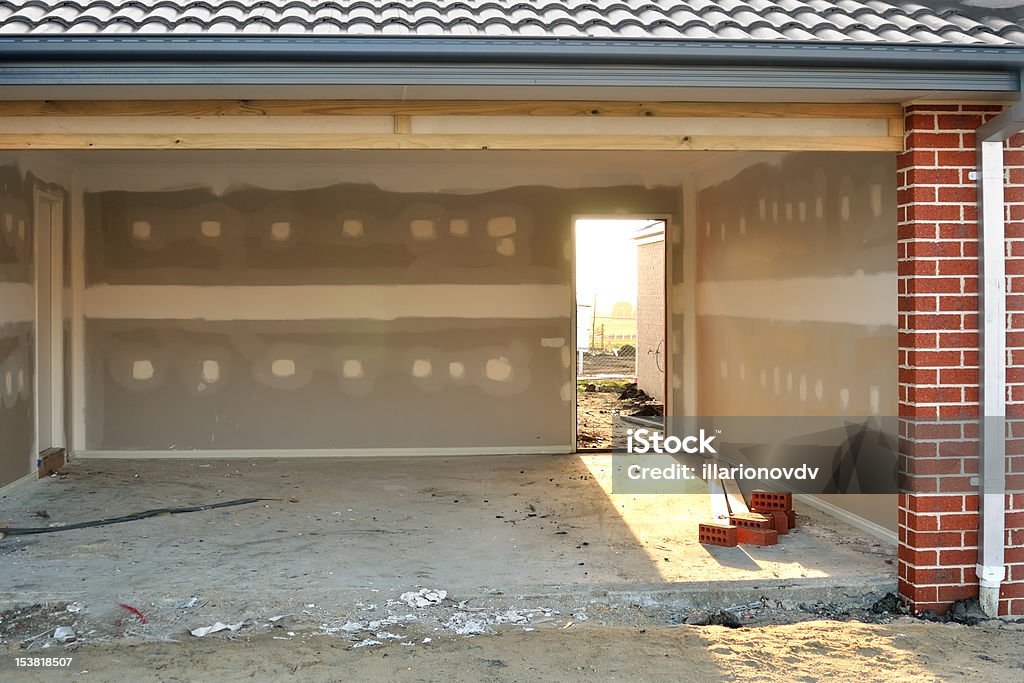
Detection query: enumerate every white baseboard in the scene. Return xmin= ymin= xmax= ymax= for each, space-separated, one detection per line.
xmin=797 ymin=493 xmax=898 ymax=546
xmin=75 ymin=445 xmax=571 ymax=460
xmin=0 ymin=471 xmax=37 ymax=497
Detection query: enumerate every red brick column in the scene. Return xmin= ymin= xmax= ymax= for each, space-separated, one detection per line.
xmin=898 ymin=103 xmax=1024 ymax=616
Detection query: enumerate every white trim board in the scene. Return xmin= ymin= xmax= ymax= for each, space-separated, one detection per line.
xmin=0 ymin=471 xmax=37 ymax=498
xmin=796 ymin=493 xmax=898 ymax=547
xmin=76 ymin=446 xmax=572 ymax=460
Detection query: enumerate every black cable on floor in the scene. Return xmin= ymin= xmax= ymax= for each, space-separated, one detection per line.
xmin=0 ymin=497 xmax=277 ymax=537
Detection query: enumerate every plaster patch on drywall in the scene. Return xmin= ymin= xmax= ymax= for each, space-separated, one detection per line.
xmin=342 ymin=359 xmax=363 ymax=379
xmin=253 ymin=344 xmax=313 ymax=391
xmin=106 ymin=344 xmax=167 ymax=393
xmin=495 ymin=237 xmax=516 ymax=257
xmin=486 ymin=216 xmax=517 ymax=238
xmin=132 ymin=220 xmax=152 ymax=241
xmin=269 ymin=221 xmax=292 ymax=242
xmin=200 ymin=220 xmax=222 ymax=239
xmin=448 ymin=361 xmax=465 ymax=380
xmin=412 ymin=358 xmax=433 ymax=378
xmin=486 ymin=357 xmax=514 ymax=383
xmin=342 ymin=219 xmax=364 ymax=238
xmin=410 ymin=219 xmax=437 ymax=241
xmin=201 ymin=360 xmax=220 ymax=383
xmin=132 ymin=359 xmax=155 ymax=381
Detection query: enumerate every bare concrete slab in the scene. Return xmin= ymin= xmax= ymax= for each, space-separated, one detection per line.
xmin=0 ymin=455 xmax=894 ymax=629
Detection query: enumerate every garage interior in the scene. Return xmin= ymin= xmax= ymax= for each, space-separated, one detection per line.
xmin=1 ymin=120 xmax=899 ymax=627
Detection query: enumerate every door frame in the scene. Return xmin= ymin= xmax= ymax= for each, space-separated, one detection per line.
xmin=33 ymin=187 xmax=65 ymax=460
xmin=570 ymin=213 xmax=674 ymax=452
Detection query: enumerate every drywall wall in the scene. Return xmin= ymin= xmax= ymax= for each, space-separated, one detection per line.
xmin=0 ymin=164 xmax=34 ymax=485
xmin=682 ymin=152 xmax=897 ymax=530
xmin=80 ymin=171 xmax=679 ymax=452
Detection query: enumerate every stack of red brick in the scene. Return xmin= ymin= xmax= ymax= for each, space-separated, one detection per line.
xmin=698 ymin=491 xmax=796 ymax=547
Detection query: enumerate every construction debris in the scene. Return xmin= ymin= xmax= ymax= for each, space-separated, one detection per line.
xmin=189 ymin=621 xmax=244 ymax=638
xmin=684 ymin=610 xmax=742 ymax=628
xmin=53 ymin=626 xmax=77 ymax=643
xmin=400 ymin=588 xmax=447 ymax=608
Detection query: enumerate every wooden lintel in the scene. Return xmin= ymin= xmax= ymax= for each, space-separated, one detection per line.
xmin=0 ymin=99 xmax=905 ymax=120
xmin=0 ymin=133 xmax=903 ymax=152
xmin=393 ymin=114 xmax=412 ymax=134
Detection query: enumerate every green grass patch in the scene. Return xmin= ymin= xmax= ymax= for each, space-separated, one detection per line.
xmin=577 ymin=379 xmax=632 ymax=393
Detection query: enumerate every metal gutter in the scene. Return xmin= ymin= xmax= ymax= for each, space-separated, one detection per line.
xmin=1 ymin=37 xmax=1021 ymax=91
xmin=2 ymin=36 xmax=1024 ymax=70
xmin=0 ymin=62 xmax=1015 ymax=92
xmin=973 ymin=79 xmax=1024 ymax=617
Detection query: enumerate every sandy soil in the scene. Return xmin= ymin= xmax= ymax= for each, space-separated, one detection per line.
xmin=7 ymin=618 xmax=1024 ymax=682
xmin=576 ymin=384 xmax=661 ymax=449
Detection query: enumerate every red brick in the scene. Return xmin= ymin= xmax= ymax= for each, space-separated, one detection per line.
xmin=698 ymin=523 xmax=738 ymax=548
xmin=938 ymin=584 xmax=978 ymax=602
xmin=906 ymin=565 xmax=963 ymax=586
xmin=899 ymin=579 xmax=937 ymax=605
xmin=736 ymin=526 xmax=778 ymax=546
xmin=937 ymin=186 xmax=977 ymax=203
xmin=906 ymin=495 xmax=965 ymax=513
xmin=937 ymin=513 xmax=979 ymax=531
xmin=729 ymin=513 xmax=773 ymax=531
xmin=936 ymin=150 xmax=978 ymax=167
xmin=938 ymin=548 xmax=977 ymax=566
xmin=906 ymin=131 xmax=963 ymax=150
xmin=767 ymin=510 xmax=789 ymax=535
xmin=905 ymin=530 xmax=965 ymax=549
xmin=749 ymin=490 xmax=793 ymax=512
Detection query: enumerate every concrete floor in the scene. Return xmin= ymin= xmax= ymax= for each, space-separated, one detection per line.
xmin=0 ymin=455 xmax=894 ymax=626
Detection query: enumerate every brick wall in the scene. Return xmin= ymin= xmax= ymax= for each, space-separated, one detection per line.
xmin=898 ymin=103 xmax=1024 ymax=616
xmin=636 ymin=237 xmax=665 ymax=402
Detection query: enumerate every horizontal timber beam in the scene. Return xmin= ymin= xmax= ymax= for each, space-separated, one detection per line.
xmin=0 ymin=133 xmax=902 ymax=152
xmin=0 ymin=99 xmax=903 ymax=119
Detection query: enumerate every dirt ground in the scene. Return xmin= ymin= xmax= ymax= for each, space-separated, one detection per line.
xmin=6 ymin=617 xmax=1024 ymax=682
xmin=577 ymin=382 xmax=660 ymax=449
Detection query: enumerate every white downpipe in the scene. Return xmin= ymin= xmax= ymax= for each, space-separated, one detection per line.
xmin=975 ymin=101 xmax=1021 ymax=615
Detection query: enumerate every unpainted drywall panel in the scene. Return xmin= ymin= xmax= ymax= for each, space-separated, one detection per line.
xmin=681 ymin=151 xmax=897 ymax=531
xmin=691 ymin=152 xmax=896 ymax=419
xmin=0 ymin=165 xmax=34 ymax=485
xmin=81 ymin=178 xmax=680 ymax=451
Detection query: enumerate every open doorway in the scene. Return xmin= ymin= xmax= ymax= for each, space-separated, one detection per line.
xmin=574 ymin=218 xmax=667 ymax=450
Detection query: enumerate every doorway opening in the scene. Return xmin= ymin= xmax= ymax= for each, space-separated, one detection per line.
xmin=574 ymin=217 xmax=667 ymax=450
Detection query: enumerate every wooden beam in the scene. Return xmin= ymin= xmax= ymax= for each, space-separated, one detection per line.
xmin=393 ymin=114 xmax=411 ymax=134
xmin=888 ymin=116 xmax=905 ymax=139
xmin=0 ymin=99 xmax=904 ymax=120
xmin=0 ymin=133 xmax=903 ymax=152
